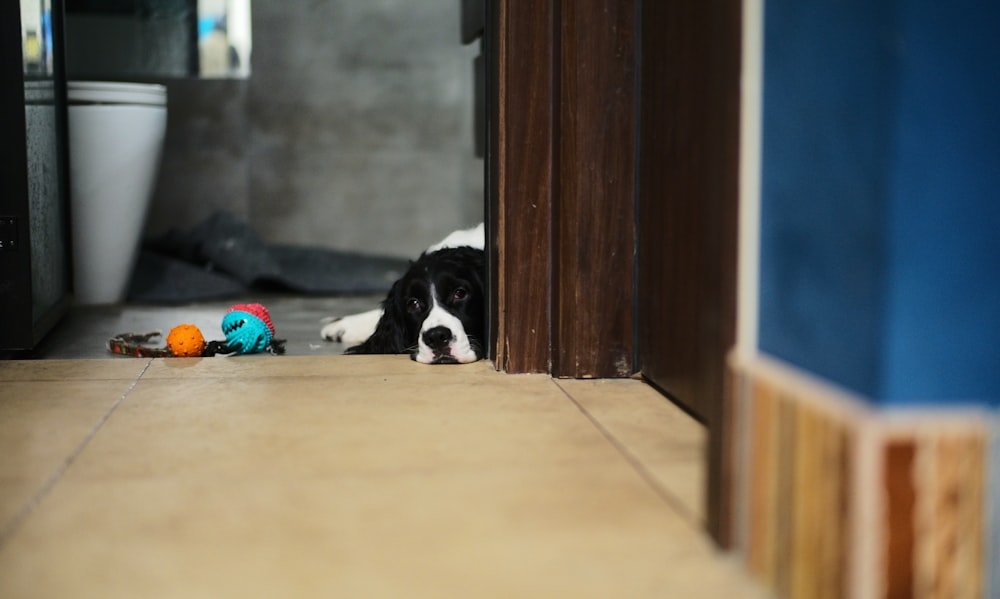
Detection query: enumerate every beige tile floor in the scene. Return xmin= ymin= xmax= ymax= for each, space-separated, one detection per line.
xmin=0 ymin=355 xmax=767 ymax=598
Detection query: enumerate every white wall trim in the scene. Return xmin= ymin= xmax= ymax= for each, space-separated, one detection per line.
xmin=737 ymin=0 xmax=764 ymax=359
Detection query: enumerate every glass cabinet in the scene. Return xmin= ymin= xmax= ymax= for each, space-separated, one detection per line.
xmin=0 ymin=0 xmax=72 ymax=350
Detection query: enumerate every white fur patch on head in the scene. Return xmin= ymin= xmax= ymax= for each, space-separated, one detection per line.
xmin=414 ymin=285 xmax=478 ymax=364
xmin=425 ymin=223 xmax=485 ymax=253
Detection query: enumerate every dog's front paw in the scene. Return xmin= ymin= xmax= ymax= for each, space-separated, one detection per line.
xmin=320 ymin=309 xmax=382 ymax=346
xmin=320 ymin=318 xmax=348 ymax=343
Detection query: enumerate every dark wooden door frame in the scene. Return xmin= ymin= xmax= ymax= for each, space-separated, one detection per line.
xmin=485 ymin=0 xmax=557 ymax=375
xmin=635 ymin=0 xmax=742 ymax=548
xmin=486 ymin=0 xmax=636 ymax=378
xmin=485 ymin=0 xmax=740 ymax=547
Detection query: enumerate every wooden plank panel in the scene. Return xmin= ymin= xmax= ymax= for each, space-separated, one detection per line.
xmin=789 ymin=401 xmax=849 ymax=599
xmin=553 ymin=0 xmax=636 ymax=378
xmin=774 ymin=393 xmax=796 ymax=598
xmin=747 ymin=379 xmax=778 ymax=583
xmin=885 ymin=441 xmax=917 ymax=599
xmin=913 ymin=435 xmax=986 ymax=599
xmin=744 ymin=372 xmax=855 ymax=597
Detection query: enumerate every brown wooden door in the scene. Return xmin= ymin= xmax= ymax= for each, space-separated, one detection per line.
xmin=487 ymin=0 xmax=741 ymax=546
xmin=635 ymin=0 xmax=742 ymax=545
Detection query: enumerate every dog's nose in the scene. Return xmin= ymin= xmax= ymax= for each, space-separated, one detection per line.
xmin=422 ymin=326 xmax=453 ymax=351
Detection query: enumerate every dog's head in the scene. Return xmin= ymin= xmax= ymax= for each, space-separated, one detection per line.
xmin=347 ymin=246 xmax=486 ymax=364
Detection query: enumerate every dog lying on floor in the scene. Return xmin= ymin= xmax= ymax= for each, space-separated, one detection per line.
xmin=321 ymin=223 xmax=485 ymax=364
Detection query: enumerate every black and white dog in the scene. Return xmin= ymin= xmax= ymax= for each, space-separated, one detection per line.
xmin=321 ymin=223 xmax=485 ymax=364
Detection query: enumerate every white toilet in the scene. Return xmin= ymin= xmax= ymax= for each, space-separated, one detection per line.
xmin=67 ymin=81 xmax=167 ymax=304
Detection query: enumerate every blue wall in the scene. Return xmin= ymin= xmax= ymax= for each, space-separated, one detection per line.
xmin=758 ymin=0 xmax=1000 ymax=406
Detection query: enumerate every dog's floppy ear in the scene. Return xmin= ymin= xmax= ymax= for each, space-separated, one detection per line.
xmin=346 ymin=280 xmax=407 ymax=354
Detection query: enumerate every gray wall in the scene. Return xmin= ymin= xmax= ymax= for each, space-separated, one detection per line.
xmin=146 ymin=1 xmax=482 ymax=257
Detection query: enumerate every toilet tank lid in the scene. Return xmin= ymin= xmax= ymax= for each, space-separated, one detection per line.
xmin=67 ymin=81 xmax=167 ymax=106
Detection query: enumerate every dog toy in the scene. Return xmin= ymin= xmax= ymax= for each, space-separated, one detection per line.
xmin=107 ymin=303 xmax=286 ymax=357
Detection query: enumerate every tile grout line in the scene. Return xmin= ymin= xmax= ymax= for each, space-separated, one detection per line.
xmin=0 ymin=359 xmax=155 ymax=552
xmin=552 ymin=380 xmax=704 ymax=528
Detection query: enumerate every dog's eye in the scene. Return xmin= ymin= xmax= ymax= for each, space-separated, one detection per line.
xmin=452 ymin=287 xmax=469 ymax=301
xmin=406 ymin=298 xmax=424 ymax=313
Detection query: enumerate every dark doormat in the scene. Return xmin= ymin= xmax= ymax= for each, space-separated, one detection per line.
xmin=127 ymin=212 xmax=407 ymax=304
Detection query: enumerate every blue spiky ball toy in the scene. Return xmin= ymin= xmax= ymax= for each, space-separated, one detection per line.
xmin=220 ymin=303 xmax=285 ymax=355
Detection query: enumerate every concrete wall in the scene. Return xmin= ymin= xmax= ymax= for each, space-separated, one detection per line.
xmin=146 ymin=1 xmax=482 ymax=258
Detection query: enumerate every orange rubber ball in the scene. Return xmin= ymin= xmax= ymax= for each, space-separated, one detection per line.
xmin=166 ymin=324 xmax=206 ymax=357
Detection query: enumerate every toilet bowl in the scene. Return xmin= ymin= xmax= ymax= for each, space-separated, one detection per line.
xmin=67 ymin=81 xmax=167 ymax=304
